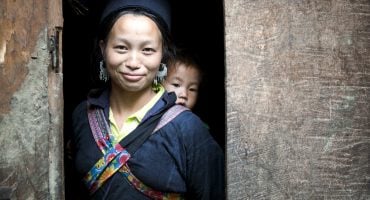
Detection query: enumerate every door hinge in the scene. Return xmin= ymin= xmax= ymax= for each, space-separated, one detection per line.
xmin=49 ymin=27 xmax=62 ymax=73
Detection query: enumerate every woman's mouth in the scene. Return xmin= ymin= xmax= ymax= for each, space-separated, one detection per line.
xmin=121 ymin=73 xmax=143 ymax=82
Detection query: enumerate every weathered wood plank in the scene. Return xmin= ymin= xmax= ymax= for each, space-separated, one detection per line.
xmin=225 ymin=0 xmax=370 ymax=199
xmin=47 ymin=0 xmax=64 ymax=199
xmin=0 ymin=0 xmax=64 ymax=199
xmin=0 ymin=0 xmax=47 ymax=118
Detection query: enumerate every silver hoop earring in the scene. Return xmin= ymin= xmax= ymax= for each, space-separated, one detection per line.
xmin=99 ymin=60 xmax=109 ymax=82
xmin=155 ymin=63 xmax=167 ymax=84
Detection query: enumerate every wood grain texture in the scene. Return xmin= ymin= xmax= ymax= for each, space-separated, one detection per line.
xmin=0 ymin=0 xmax=64 ymax=199
xmin=225 ymin=0 xmax=370 ymax=199
xmin=0 ymin=0 xmax=48 ymax=119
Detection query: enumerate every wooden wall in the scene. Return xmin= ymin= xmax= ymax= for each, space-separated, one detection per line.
xmin=0 ymin=0 xmax=63 ymax=199
xmin=225 ymin=0 xmax=370 ymax=199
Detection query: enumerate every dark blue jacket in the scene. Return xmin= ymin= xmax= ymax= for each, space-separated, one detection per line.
xmin=71 ymin=88 xmax=225 ymax=199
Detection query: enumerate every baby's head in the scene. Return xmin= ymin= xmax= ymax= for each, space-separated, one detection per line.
xmin=163 ymin=52 xmax=203 ymax=110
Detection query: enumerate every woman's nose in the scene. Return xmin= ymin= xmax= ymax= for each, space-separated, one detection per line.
xmin=126 ymin=52 xmax=140 ymax=68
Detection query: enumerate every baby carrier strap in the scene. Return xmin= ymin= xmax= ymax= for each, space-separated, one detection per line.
xmin=84 ymin=103 xmax=188 ymax=199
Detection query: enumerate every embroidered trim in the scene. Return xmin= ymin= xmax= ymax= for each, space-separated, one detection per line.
xmin=83 ymin=143 xmax=130 ymax=194
xmin=153 ymin=105 xmax=189 ymax=132
xmin=88 ymin=108 xmax=112 ymax=153
xmin=120 ymin=164 xmax=184 ymax=200
xmin=84 ymin=105 xmax=187 ymax=199
xmin=85 ymin=108 xmax=131 ymax=194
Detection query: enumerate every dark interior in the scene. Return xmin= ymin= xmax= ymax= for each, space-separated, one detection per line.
xmin=63 ymin=0 xmax=225 ymax=198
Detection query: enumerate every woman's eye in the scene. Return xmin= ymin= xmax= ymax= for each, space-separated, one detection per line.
xmin=143 ymin=48 xmax=155 ymax=54
xmin=115 ymin=45 xmax=127 ymax=51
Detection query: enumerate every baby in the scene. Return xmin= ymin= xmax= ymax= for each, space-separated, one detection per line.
xmin=163 ymin=52 xmax=203 ymax=110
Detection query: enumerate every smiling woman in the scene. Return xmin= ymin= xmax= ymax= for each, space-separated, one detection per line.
xmin=101 ymin=14 xmax=164 ymax=96
xmin=64 ymin=0 xmax=225 ymax=199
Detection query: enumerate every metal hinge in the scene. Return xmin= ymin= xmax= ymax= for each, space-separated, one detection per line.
xmin=49 ymin=27 xmax=62 ymax=73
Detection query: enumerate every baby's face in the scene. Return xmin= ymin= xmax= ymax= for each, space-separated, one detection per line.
xmin=163 ymin=64 xmax=201 ymax=109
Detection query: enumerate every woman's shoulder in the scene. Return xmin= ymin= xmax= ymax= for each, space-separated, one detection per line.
xmin=166 ymin=108 xmax=218 ymax=147
xmin=163 ymin=106 xmax=204 ymax=129
xmin=72 ymin=101 xmax=88 ymax=115
xmin=71 ymin=100 xmax=89 ymax=124
xmin=156 ymin=107 xmax=205 ymax=134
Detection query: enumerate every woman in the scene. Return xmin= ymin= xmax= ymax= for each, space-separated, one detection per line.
xmin=71 ymin=0 xmax=225 ymax=199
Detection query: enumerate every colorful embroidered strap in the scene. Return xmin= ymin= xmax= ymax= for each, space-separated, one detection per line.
xmin=88 ymin=108 xmax=112 ymax=153
xmin=85 ymin=108 xmax=131 ymax=194
xmin=120 ymin=164 xmax=184 ymax=200
xmin=85 ymin=105 xmax=188 ymax=199
xmin=83 ymin=142 xmax=130 ymax=194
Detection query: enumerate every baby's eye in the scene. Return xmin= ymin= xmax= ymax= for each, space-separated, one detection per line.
xmin=189 ymin=88 xmax=198 ymax=92
xmin=189 ymin=86 xmax=199 ymax=92
xmin=171 ymin=83 xmax=180 ymax=88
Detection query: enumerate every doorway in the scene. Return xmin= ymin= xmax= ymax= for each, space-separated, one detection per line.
xmin=63 ymin=0 xmax=225 ymax=198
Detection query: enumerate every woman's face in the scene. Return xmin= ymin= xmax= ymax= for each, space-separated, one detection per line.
xmin=100 ymin=14 xmax=163 ymax=93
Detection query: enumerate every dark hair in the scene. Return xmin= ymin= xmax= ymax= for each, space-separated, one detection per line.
xmin=90 ymin=8 xmax=175 ymax=88
xmin=167 ymin=49 xmax=204 ymax=83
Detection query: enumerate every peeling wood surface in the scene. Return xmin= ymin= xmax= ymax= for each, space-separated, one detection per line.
xmin=225 ymin=0 xmax=370 ymax=199
xmin=0 ymin=0 xmax=47 ymax=119
xmin=0 ymin=0 xmax=64 ymax=199
xmin=0 ymin=31 xmax=50 ymax=200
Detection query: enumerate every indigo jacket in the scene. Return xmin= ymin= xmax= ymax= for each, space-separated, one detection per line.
xmin=71 ymin=88 xmax=225 ymax=200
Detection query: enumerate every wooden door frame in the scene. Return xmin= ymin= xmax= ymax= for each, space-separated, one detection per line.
xmin=48 ymin=0 xmax=64 ymax=199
